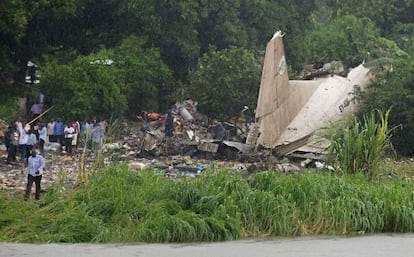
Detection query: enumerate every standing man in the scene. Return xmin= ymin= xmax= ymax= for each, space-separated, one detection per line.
xmin=53 ymin=119 xmax=64 ymax=146
xmin=18 ymin=124 xmax=29 ymax=163
xmin=4 ymin=125 xmax=19 ymax=164
xmin=63 ymin=122 xmax=75 ymax=154
xmin=71 ymin=120 xmax=80 ymax=150
xmin=30 ymin=102 xmax=43 ymax=121
xmin=7 ymin=123 xmax=20 ymax=163
xmin=165 ymin=102 xmax=176 ymax=138
xmin=47 ymin=119 xmax=55 ymax=142
xmin=24 ymin=148 xmax=45 ymax=200
xmin=91 ymin=122 xmax=104 ymax=152
xmin=4 ymin=125 xmax=13 ymax=163
xmin=38 ymin=123 xmax=47 ymax=154
xmin=26 ymin=129 xmax=37 ymax=162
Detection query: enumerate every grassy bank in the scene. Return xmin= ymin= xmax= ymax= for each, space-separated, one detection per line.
xmin=1 ymin=164 xmax=414 ymax=243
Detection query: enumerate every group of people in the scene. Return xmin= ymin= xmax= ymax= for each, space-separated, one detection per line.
xmin=3 ymin=118 xmax=107 ymax=200
xmin=3 ymin=119 xmax=46 ymax=200
xmin=4 ymin=120 xmax=42 ymax=164
xmin=4 ymin=118 xmax=107 ymax=161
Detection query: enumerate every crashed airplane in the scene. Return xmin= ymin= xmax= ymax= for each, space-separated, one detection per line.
xmin=251 ymin=32 xmax=372 ymax=157
xmin=134 ymin=33 xmax=372 ymax=163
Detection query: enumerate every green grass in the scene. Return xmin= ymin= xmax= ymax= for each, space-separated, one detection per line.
xmin=1 ymin=164 xmax=414 ymax=243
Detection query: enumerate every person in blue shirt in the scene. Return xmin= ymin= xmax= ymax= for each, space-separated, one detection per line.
xmin=53 ymin=119 xmax=65 ymax=146
xmin=24 ymin=147 xmax=45 ymax=200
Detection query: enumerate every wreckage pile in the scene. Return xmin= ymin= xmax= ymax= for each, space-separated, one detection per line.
xmin=1 ymin=36 xmax=370 ymax=193
xmin=0 ymin=100 xmax=303 ymax=193
xmin=0 ymin=34 xmax=382 ymax=195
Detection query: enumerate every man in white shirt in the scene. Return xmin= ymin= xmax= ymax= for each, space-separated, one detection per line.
xmin=18 ymin=124 xmax=29 ymax=162
xmin=64 ymin=122 xmax=75 ymax=154
xmin=38 ymin=123 xmax=47 ymax=154
xmin=24 ymin=148 xmax=45 ymax=200
xmin=46 ymin=120 xmax=55 ymax=142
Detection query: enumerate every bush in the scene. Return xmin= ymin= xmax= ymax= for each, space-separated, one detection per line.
xmin=326 ymin=109 xmax=393 ymax=177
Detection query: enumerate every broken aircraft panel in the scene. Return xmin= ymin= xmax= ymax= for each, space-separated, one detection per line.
xmin=254 ymin=35 xmax=372 ymax=154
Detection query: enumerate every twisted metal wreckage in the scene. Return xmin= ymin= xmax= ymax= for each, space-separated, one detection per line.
xmin=138 ymin=33 xmax=372 ymax=166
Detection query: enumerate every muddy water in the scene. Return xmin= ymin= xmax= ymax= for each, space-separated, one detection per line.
xmin=1 ymin=234 xmax=414 ymax=257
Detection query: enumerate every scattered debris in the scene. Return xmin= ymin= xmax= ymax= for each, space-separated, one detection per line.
xmin=298 ymin=60 xmax=346 ymax=80
xmin=1 ymin=35 xmax=373 ymax=193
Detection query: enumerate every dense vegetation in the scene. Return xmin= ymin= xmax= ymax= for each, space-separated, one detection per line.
xmin=1 ymin=166 xmax=414 ymax=243
xmin=1 ymin=1 xmax=414 ymax=155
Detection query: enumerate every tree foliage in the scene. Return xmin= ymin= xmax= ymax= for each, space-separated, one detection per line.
xmin=325 ymin=0 xmax=414 ymax=30
xmin=304 ymin=15 xmax=391 ymax=68
xmin=389 ymin=23 xmax=414 ymax=57
xmin=40 ymin=50 xmax=126 ymax=120
xmin=113 ymin=36 xmax=174 ymax=115
xmin=187 ymin=47 xmax=261 ymax=120
xmin=40 ymin=37 xmax=173 ymax=120
xmin=358 ymin=58 xmax=414 ymax=156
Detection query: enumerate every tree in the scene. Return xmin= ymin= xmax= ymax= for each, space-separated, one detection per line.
xmin=301 ymin=15 xmax=408 ymax=69
xmin=0 ymin=0 xmax=30 ymax=88
xmin=325 ymin=0 xmax=414 ymax=31
xmin=389 ymin=23 xmax=414 ymax=57
xmin=40 ymin=49 xmax=126 ymax=120
xmin=113 ymin=36 xmax=174 ymax=114
xmin=186 ymin=47 xmax=261 ymax=120
xmin=358 ymin=58 xmax=414 ymax=156
xmin=39 ymin=36 xmax=173 ymax=120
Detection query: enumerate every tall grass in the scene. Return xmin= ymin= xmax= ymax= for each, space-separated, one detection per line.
xmin=78 ymin=118 xmax=121 ymax=184
xmin=2 ymin=165 xmax=414 ymax=243
xmin=326 ymin=109 xmax=393 ymax=177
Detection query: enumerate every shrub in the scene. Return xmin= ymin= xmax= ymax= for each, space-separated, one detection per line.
xmin=326 ymin=109 xmax=393 ymax=177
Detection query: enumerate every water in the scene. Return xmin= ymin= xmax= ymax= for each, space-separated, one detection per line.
xmin=1 ymin=234 xmax=413 ymax=257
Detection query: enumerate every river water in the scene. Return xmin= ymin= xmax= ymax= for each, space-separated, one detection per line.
xmin=1 ymin=234 xmax=413 ymax=257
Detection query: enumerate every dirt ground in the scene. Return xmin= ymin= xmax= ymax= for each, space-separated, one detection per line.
xmin=0 ymin=120 xmax=294 ymax=195
xmin=3 ymin=117 xmax=414 ymax=198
